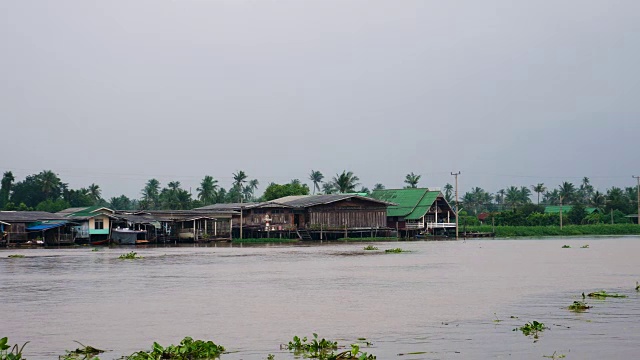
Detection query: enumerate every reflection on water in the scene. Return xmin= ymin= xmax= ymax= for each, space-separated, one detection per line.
xmin=1 ymin=238 xmax=639 ymax=359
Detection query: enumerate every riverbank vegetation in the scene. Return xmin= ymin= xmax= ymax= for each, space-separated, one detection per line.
xmin=463 ymin=224 xmax=640 ymax=237
xmin=231 ymin=238 xmax=299 ymax=244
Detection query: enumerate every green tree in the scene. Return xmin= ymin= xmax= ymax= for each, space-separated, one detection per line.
xmin=567 ymin=203 xmax=587 ymax=225
xmin=160 ymin=181 xmax=192 ymax=210
xmin=332 ymin=171 xmax=360 ymax=193
xmin=559 ymin=182 xmax=577 ymax=204
xmin=444 ymin=183 xmax=454 ymax=203
xmin=38 ymin=170 xmax=62 ymax=201
xmin=262 ymin=180 xmax=310 ymax=201
xmin=233 ymin=170 xmax=248 ymax=202
xmin=404 ymin=172 xmax=421 ymax=188
xmin=531 ymin=183 xmax=546 ymax=205
xmin=197 ymin=176 xmax=218 ymax=205
xmin=88 ymin=183 xmax=102 ymax=204
xmin=321 ymin=182 xmax=336 ymax=194
xmin=308 ymin=170 xmax=324 ymax=194
xmin=109 ymin=195 xmax=132 ymax=210
xmin=140 ymin=178 xmax=161 ymax=210
xmin=0 ymin=171 xmax=15 ymax=209
xmin=373 ymin=183 xmax=385 ymax=191
xmin=36 ymin=199 xmax=71 ymax=213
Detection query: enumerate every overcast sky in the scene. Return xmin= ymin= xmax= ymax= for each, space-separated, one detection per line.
xmin=2 ymin=0 xmax=639 ymax=199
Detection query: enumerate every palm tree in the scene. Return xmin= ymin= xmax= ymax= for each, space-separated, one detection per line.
xmin=531 ymin=183 xmax=546 ymax=205
xmin=404 ymin=172 xmax=421 ymax=188
xmin=321 ymin=183 xmax=336 ymax=194
xmin=332 ymin=171 xmax=360 ymax=193
xmin=559 ymin=182 xmax=577 ymax=204
xmin=0 ymin=171 xmax=15 ymax=207
xmin=505 ymin=186 xmax=521 ymax=209
xmin=590 ymin=190 xmax=606 ymax=211
xmin=248 ymin=179 xmax=259 ymax=199
xmin=232 ymin=170 xmax=248 ymax=202
xmin=495 ymin=189 xmax=506 ymax=208
xmin=444 ymin=183 xmax=454 ymax=203
xmin=519 ymin=186 xmax=532 ymax=204
xmin=197 ymin=176 xmax=218 ymax=205
xmin=308 ymin=170 xmax=324 ymax=194
xmin=88 ymin=183 xmax=101 ymax=204
xmin=141 ymin=178 xmax=161 ymax=209
xmin=373 ymin=183 xmax=385 ymax=191
xmin=38 ymin=170 xmax=61 ymax=200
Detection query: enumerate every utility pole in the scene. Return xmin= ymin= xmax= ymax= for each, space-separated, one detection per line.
xmin=451 ymin=171 xmax=461 ymax=240
xmin=559 ymin=196 xmax=563 ymax=229
xmin=634 ymin=175 xmax=640 ymax=225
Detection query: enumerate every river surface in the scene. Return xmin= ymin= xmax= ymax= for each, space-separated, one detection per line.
xmin=1 ymin=237 xmax=639 ymax=359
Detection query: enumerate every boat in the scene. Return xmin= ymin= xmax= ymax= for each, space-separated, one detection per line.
xmin=90 ymin=239 xmax=110 ymax=246
xmin=112 ymin=228 xmax=147 ymax=245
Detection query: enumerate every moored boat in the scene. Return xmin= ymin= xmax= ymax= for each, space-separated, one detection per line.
xmin=112 ymin=228 xmax=146 ymax=245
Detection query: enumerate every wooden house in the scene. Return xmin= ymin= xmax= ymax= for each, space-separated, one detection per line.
xmin=370 ymin=188 xmax=456 ymax=236
xmin=0 ymin=211 xmax=72 ymax=245
xmin=198 ymin=195 xmax=393 ymax=239
xmin=58 ymin=206 xmax=117 ymax=243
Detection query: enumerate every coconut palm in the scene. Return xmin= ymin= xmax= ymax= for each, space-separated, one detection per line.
xmin=232 ymin=170 xmax=248 ymax=201
xmin=404 ymin=172 xmax=421 ymax=188
xmin=495 ymin=189 xmax=506 ymax=208
xmin=531 ymin=183 xmax=546 ymax=205
xmin=559 ymin=182 xmax=577 ymax=204
xmin=248 ymin=179 xmax=259 ymax=199
xmin=0 ymin=171 xmax=15 ymax=208
xmin=504 ymin=186 xmax=522 ymax=209
xmin=141 ymin=178 xmax=161 ymax=209
xmin=88 ymin=183 xmax=101 ymax=204
xmin=197 ymin=176 xmax=218 ymax=205
xmin=444 ymin=183 xmax=454 ymax=203
xmin=38 ymin=170 xmax=62 ymax=200
xmin=308 ymin=170 xmax=324 ymax=194
xmin=373 ymin=183 xmax=385 ymax=191
xmin=321 ymin=183 xmax=336 ymax=194
xmin=332 ymin=171 xmax=360 ymax=193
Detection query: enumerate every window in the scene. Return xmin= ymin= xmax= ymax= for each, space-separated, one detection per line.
xmin=94 ymin=218 xmax=104 ymax=230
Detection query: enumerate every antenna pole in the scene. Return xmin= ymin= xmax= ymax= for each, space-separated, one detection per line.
xmin=451 ymin=171 xmax=461 ymax=240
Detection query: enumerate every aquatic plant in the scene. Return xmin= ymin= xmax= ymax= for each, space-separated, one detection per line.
xmin=91 ymin=248 xmax=100 ymax=252
xmin=561 ymin=245 xmax=571 ymax=248
xmin=580 ymin=244 xmax=589 ymax=248
xmin=127 ymin=337 xmax=224 ymax=359
xmin=513 ymin=321 xmax=548 ymax=338
xmin=587 ymin=290 xmax=627 ymax=298
xmin=543 ymin=351 xmax=566 ymax=359
xmin=384 ymin=248 xmax=407 ymax=253
xmin=60 ymin=341 xmax=104 ymax=359
xmin=118 ymin=252 xmax=142 ymax=260
xmin=568 ymin=301 xmax=591 ymax=312
xmin=285 ymin=334 xmax=375 ymax=359
xmin=363 ymin=245 xmax=378 ymax=251
xmin=267 ymin=355 xmax=275 ymax=360
xmin=0 ymin=337 xmax=29 ymax=360
xmin=635 ymin=281 xmax=639 ymax=291
xmin=7 ymin=254 xmax=25 ymax=258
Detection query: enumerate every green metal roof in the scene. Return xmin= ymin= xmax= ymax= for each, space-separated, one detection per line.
xmin=370 ymin=188 xmax=441 ymax=220
xmin=544 ymin=206 xmax=598 ymax=214
xmin=64 ymin=205 xmax=114 ymax=218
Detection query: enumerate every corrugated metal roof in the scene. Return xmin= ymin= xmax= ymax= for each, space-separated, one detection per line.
xmin=544 ymin=206 xmax=598 ymax=214
xmin=195 ymin=203 xmax=257 ymax=211
xmin=26 ymin=221 xmax=68 ymax=231
xmin=0 ymin=211 xmax=66 ymax=222
xmin=370 ymin=188 xmax=441 ymax=219
xmin=259 ymin=194 xmax=393 ymax=208
xmin=62 ymin=206 xmax=115 ymax=218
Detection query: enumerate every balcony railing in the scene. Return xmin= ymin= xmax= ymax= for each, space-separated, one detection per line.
xmin=426 ymin=222 xmax=457 ymax=229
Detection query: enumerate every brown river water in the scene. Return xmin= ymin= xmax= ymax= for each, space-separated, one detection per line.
xmin=1 ymin=237 xmax=639 ymax=359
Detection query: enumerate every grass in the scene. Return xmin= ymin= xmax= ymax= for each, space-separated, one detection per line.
xmin=232 ymin=238 xmax=299 ymax=244
xmin=464 ymin=224 xmax=640 ymax=237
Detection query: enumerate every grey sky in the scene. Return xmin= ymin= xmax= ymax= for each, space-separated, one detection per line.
xmin=2 ymin=0 xmax=639 ymax=199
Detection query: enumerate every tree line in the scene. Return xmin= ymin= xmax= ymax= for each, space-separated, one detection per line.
xmin=1 ymin=170 xmax=637 ymax=224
